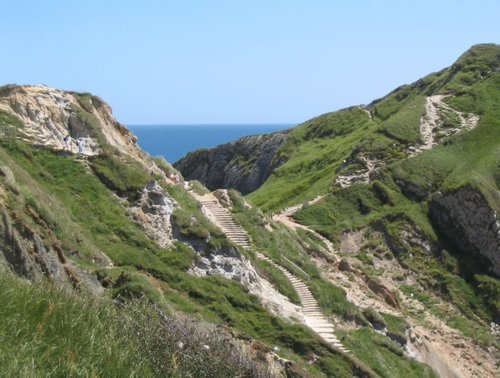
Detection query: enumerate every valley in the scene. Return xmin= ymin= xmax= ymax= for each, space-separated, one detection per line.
xmin=0 ymin=44 xmax=499 ymax=377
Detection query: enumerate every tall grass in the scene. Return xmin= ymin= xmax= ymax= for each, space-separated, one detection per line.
xmin=0 ymin=272 xmax=150 ymax=377
xmin=0 ymin=272 xmax=275 ymax=377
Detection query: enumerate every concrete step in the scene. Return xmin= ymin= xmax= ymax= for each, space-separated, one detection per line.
xmin=300 ymin=299 xmax=318 ymax=304
xmin=316 ymin=329 xmax=336 ymax=334
xmin=196 ymin=199 xmax=353 ymax=356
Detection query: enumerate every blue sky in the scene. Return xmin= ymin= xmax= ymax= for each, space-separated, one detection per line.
xmin=1 ymin=1 xmax=499 ymax=124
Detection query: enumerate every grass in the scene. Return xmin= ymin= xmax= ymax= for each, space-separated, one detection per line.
xmin=0 ymin=271 xmax=276 ymax=377
xmin=229 ymin=190 xmax=363 ymax=322
xmin=0 ymin=142 xmax=366 ymax=377
xmin=0 ymin=110 xmax=24 ymax=129
xmin=252 ymin=257 xmax=301 ymax=304
xmin=379 ymin=96 xmax=425 ymax=144
xmin=0 ymin=272 xmax=151 ymax=377
xmin=249 ymin=107 xmax=376 ymax=211
xmin=337 ymin=328 xmax=438 ymax=378
xmin=90 ymin=153 xmax=151 ymax=198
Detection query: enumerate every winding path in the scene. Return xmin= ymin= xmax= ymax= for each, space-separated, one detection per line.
xmin=190 ymin=190 xmax=350 ymax=354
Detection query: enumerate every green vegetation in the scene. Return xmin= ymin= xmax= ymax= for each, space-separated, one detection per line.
xmin=249 ymin=107 xmax=377 ymax=211
xmin=337 ymin=328 xmax=437 ymax=378
xmin=90 ymin=153 xmax=151 ymax=197
xmin=229 ymin=190 xmax=362 ymax=322
xmin=380 ymin=313 xmax=408 ymax=341
xmin=0 ymin=272 xmax=151 ymax=377
xmin=0 ymin=110 xmax=23 ymax=129
xmin=252 ymin=257 xmax=301 ymax=304
xmin=379 ymin=96 xmax=425 ymax=144
xmin=0 ymin=142 xmax=365 ymax=377
xmin=0 ymin=272 xmax=274 ymax=377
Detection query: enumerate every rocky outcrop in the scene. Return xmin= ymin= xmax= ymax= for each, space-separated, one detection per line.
xmin=128 ymin=181 xmax=177 ymax=248
xmin=430 ymin=185 xmax=500 ymax=276
xmin=0 ymin=85 xmax=144 ymax=162
xmin=174 ymin=131 xmax=289 ymax=194
xmin=0 ymin=201 xmax=103 ymax=291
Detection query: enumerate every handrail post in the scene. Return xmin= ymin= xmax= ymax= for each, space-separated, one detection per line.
xmin=281 ymin=254 xmax=310 ymax=281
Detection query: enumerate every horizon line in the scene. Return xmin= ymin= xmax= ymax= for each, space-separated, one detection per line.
xmin=126 ymin=122 xmax=297 ymax=126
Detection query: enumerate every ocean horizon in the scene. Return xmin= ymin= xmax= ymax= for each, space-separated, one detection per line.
xmin=128 ymin=124 xmax=293 ymax=164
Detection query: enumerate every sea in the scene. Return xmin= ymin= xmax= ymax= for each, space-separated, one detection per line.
xmin=128 ymin=124 xmax=293 ymax=164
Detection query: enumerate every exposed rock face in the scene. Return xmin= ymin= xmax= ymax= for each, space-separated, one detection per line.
xmin=174 ymin=131 xmax=289 ymax=194
xmin=0 ymin=202 xmax=104 ymax=291
xmin=430 ymin=185 xmax=500 ymax=276
xmin=0 ymin=85 xmax=143 ymax=161
xmin=128 ymin=181 xmax=177 ymax=248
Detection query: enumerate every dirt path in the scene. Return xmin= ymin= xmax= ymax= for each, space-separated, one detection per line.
xmin=419 ymin=95 xmax=445 ymax=150
xmin=335 ymin=95 xmax=480 ymax=188
xmin=188 ymin=188 xmax=351 ymax=353
xmin=273 ymin=212 xmax=499 ymax=377
xmin=273 ymin=195 xmax=337 ymax=256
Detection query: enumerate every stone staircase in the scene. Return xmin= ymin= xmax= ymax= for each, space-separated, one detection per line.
xmin=196 ymin=195 xmax=252 ymax=249
xmin=192 ymin=190 xmax=350 ymax=354
xmin=255 ymin=252 xmax=350 ymax=354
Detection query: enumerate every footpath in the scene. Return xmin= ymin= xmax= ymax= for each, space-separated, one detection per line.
xmin=190 ymin=190 xmax=350 ymax=355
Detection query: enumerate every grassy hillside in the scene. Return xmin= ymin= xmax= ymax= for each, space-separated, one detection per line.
xmin=0 ymin=129 xmax=440 ymax=376
xmin=271 ymin=44 xmax=500 ymax=347
xmin=0 ymin=142 xmax=364 ymax=377
xmin=249 ymin=44 xmax=500 ymax=213
xmin=1 ymin=44 xmax=499 ymax=377
xmin=249 ymin=107 xmax=378 ymax=210
xmin=0 ymin=272 xmax=276 ymax=377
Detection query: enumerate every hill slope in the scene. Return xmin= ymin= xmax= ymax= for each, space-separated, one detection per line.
xmin=0 ymin=84 xmax=434 ymax=377
xmin=1 ymin=44 xmax=499 ymax=377
xmin=175 ymin=44 xmax=500 ymax=376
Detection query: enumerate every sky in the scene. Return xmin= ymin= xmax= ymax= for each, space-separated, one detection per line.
xmin=1 ymin=1 xmax=499 ymax=124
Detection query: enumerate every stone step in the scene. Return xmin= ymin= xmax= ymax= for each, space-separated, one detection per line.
xmin=304 ymin=314 xmax=327 ymax=318
xmin=323 ymin=339 xmax=341 ymax=344
xmin=197 ymin=195 xmax=352 ymax=356
xmin=315 ymin=329 xmax=336 ymax=334
xmin=221 ymin=228 xmax=246 ymax=233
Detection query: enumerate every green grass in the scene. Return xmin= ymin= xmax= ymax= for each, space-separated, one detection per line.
xmin=252 ymin=257 xmax=301 ymax=305
xmin=0 ymin=110 xmax=23 ymax=129
xmin=380 ymin=313 xmax=408 ymax=340
xmin=249 ymin=107 xmax=377 ymax=211
xmin=337 ymin=328 xmax=437 ymax=378
xmin=0 ymin=271 xmax=278 ymax=377
xmin=379 ymin=96 xmax=425 ymax=144
xmin=0 ymin=142 xmax=366 ymax=377
xmin=0 ymin=272 xmax=151 ymax=377
xmin=247 ymin=91 xmax=425 ymax=212
xmin=90 ymin=153 xmax=151 ymax=198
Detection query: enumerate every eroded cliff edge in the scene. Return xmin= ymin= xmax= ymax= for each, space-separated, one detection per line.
xmin=430 ymin=185 xmax=500 ymax=276
xmin=174 ymin=130 xmax=290 ymax=194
